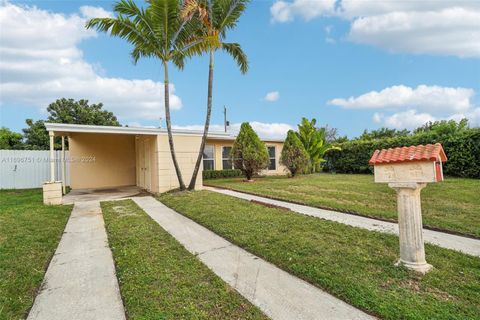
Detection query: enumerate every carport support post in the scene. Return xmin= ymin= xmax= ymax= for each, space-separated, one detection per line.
xmin=61 ymin=136 xmax=66 ymax=194
xmin=49 ymin=131 xmax=55 ymax=182
xmin=388 ymin=182 xmax=432 ymax=274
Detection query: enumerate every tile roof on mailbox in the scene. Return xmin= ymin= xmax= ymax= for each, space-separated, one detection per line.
xmin=369 ymin=143 xmax=447 ymax=165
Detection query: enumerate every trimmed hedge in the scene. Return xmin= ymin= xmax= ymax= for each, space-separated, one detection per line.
xmin=324 ymin=128 xmax=480 ymax=178
xmin=203 ymin=169 xmax=243 ymax=180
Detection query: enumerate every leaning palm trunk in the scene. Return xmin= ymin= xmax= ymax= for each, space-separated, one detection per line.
xmin=164 ymin=62 xmax=186 ymax=190
xmin=189 ymin=50 xmax=214 ymax=190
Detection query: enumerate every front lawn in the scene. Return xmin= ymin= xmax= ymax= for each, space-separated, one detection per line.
xmin=205 ymin=174 xmax=480 ymax=237
xmin=160 ymin=191 xmax=480 ymax=320
xmin=0 ymin=189 xmax=72 ymax=320
xmin=101 ymin=200 xmax=267 ymax=319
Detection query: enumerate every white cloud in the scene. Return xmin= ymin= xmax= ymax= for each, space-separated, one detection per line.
xmin=270 ymin=0 xmax=480 ymax=58
xmin=377 ymin=107 xmax=480 ymax=129
xmin=264 ymin=91 xmax=280 ymax=102
xmin=0 ymin=2 xmax=182 ymax=121
xmin=330 ymin=84 xmax=479 ymax=130
xmin=348 ymin=8 xmax=480 ymax=58
xmin=328 ymin=85 xmax=474 ymax=113
xmin=173 ymin=122 xmax=293 ymax=140
xmin=270 ymin=0 xmax=335 ymax=23
xmin=79 ymin=6 xmax=113 ymax=19
xmin=324 ymin=25 xmax=335 ymax=44
xmin=382 ymin=110 xmax=436 ymax=129
xmin=372 ymin=112 xmax=383 ymax=123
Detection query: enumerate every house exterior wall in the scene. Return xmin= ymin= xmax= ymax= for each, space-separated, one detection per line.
xmin=67 ymin=132 xmax=283 ymax=193
xmin=69 ymin=133 xmax=136 ymax=189
xmin=157 ymin=134 xmax=203 ymax=193
xmin=205 ymin=139 xmax=286 ymax=175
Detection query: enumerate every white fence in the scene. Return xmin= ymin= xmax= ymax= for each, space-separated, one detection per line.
xmin=0 ymin=150 xmax=70 ymax=189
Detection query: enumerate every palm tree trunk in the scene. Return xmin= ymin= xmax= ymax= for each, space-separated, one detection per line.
xmin=163 ymin=61 xmax=186 ymax=190
xmin=188 ymin=50 xmax=214 ymax=190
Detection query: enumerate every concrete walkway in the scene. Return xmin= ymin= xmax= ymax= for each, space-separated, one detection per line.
xmin=205 ymin=187 xmax=480 ymax=257
xmin=27 ymin=201 xmax=126 ymax=320
xmin=133 ymin=196 xmax=374 ymax=320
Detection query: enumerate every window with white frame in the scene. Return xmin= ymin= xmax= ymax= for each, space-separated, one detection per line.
xmin=222 ymin=146 xmax=233 ymax=169
xmin=203 ymin=144 xmax=215 ymax=170
xmin=267 ymin=146 xmax=276 ymax=170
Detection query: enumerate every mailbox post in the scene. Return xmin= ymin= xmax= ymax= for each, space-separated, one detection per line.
xmin=369 ymin=143 xmax=447 ymax=274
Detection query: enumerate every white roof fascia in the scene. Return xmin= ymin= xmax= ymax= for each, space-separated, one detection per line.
xmin=44 ymin=123 xmax=232 ymax=138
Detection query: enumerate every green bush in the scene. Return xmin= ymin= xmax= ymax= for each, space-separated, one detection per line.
xmin=232 ymin=123 xmax=269 ymax=180
xmin=324 ymin=128 xmax=480 ymax=178
xmin=281 ymin=130 xmax=309 ymax=177
xmin=203 ymin=169 xmax=242 ymax=180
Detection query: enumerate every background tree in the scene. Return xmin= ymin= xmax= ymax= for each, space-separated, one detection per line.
xmin=296 ymin=118 xmax=340 ymax=173
xmin=0 ymin=127 xmax=24 ymax=149
xmin=87 ymin=0 xmax=203 ymax=190
xmin=231 ymin=122 xmax=269 ymax=181
xmin=22 ymin=120 xmax=50 ymax=150
xmin=181 ymin=0 xmax=249 ymax=190
xmin=47 ymin=98 xmax=120 ymax=126
xmin=413 ymin=119 xmax=469 ymax=136
xmin=22 ymin=98 xmax=119 ymax=150
xmin=359 ymin=127 xmax=410 ymax=140
xmin=280 ymin=130 xmax=309 ymax=177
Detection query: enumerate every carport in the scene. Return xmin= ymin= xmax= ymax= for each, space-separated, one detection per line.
xmin=43 ymin=123 xmax=230 ymax=204
xmin=44 ymin=123 xmax=161 ymax=199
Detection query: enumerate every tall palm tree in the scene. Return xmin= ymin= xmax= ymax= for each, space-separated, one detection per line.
xmin=87 ymin=0 xmax=203 ymax=190
xmin=182 ymin=0 xmax=249 ymax=190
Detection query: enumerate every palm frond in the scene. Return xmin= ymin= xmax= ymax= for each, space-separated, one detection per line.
xmin=214 ymin=0 xmax=249 ymax=37
xmin=221 ymin=42 xmax=248 ymax=73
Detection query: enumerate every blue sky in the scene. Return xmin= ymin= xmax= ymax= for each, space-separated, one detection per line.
xmin=1 ymin=0 xmax=479 ymax=139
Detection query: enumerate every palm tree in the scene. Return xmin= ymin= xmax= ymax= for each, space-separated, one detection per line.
xmin=181 ymin=0 xmax=249 ymax=190
xmin=86 ymin=0 xmax=203 ymax=190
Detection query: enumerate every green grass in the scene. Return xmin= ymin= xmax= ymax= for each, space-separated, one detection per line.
xmin=205 ymin=174 xmax=480 ymax=237
xmin=160 ymin=191 xmax=480 ymax=320
xmin=100 ymin=200 xmax=268 ymax=320
xmin=0 ymin=189 xmax=72 ymax=320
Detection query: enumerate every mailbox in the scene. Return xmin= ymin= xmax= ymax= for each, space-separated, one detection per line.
xmin=369 ymin=143 xmax=447 ymax=183
xmin=369 ymin=143 xmax=447 ymax=274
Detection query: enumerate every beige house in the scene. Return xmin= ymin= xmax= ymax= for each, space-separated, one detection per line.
xmin=43 ymin=123 xmax=285 ymax=201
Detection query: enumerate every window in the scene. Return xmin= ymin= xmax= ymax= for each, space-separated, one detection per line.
xmin=222 ymin=146 xmax=233 ymax=169
xmin=203 ymin=144 xmax=215 ymax=170
xmin=267 ymin=146 xmax=276 ymax=170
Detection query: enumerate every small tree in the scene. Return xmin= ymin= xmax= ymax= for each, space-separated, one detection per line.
xmin=231 ymin=123 xmax=269 ymax=181
xmin=0 ymin=127 xmax=24 ymax=149
xmin=280 ymin=130 xmax=309 ymax=177
xmin=296 ymin=118 xmax=340 ymax=173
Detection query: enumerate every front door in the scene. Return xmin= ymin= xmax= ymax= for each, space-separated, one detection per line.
xmin=143 ymin=138 xmax=151 ymax=191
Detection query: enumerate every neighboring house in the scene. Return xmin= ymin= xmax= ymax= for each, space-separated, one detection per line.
xmin=44 ymin=123 xmax=285 ymax=194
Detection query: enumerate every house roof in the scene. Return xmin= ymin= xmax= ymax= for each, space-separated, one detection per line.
xmin=44 ymin=123 xmax=284 ymax=142
xmin=369 ymin=143 xmax=447 ymax=165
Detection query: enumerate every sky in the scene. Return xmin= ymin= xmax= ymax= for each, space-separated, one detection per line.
xmin=1 ymin=0 xmax=479 ymax=139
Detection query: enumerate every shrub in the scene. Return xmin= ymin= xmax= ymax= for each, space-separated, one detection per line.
xmin=280 ymin=130 xmax=309 ymax=177
xmin=203 ymin=169 xmax=242 ymax=180
xmin=324 ymin=127 xmax=480 ymax=178
xmin=231 ymin=123 xmax=269 ymax=180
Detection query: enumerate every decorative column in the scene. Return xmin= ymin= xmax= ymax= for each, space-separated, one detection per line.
xmin=389 ymin=182 xmax=432 ymax=274
xmin=369 ymin=143 xmax=447 ymax=274
xmin=61 ymin=136 xmax=66 ymax=194
xmin=43 ymin=131 xmax=62 ymax=205
xmin=49 ymin=131 xmax=55 ymax=182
